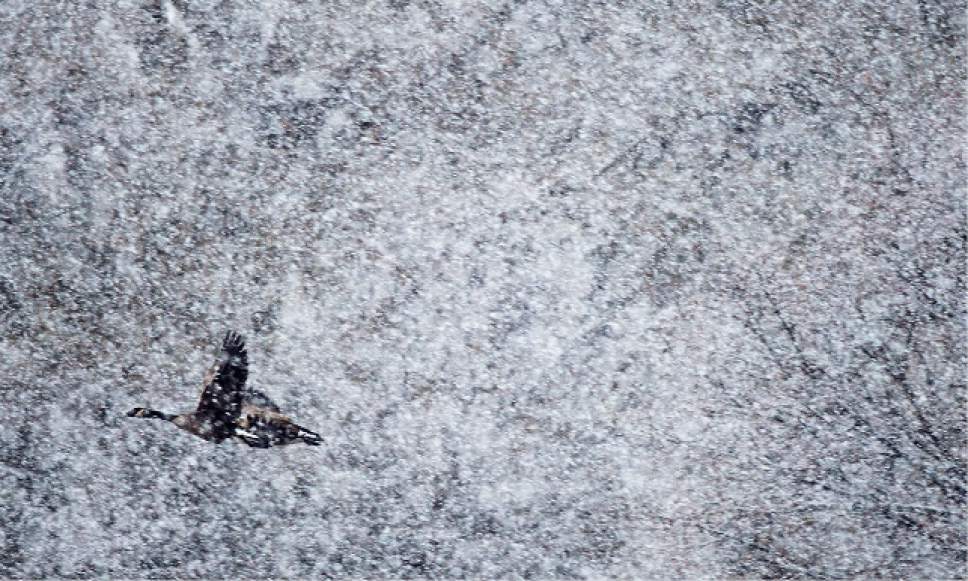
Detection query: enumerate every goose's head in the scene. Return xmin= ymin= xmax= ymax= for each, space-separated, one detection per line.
xmin=126 ymin=407 xmax=173 ymax=421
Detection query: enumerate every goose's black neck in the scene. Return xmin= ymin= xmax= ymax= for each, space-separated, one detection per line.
xmin=141 ymin=409 xmax=176 ymax=421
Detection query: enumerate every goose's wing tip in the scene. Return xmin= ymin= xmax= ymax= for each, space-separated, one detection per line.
xmin=223 ymin=330 xmax=245 ymax=350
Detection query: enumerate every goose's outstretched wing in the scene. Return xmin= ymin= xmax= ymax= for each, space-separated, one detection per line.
xmin=197 ymin=332 xmax=248 ymax=425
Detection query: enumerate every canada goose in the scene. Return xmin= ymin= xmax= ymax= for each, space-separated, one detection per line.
xmin=127 ymin=331 xmax=322 ymax=448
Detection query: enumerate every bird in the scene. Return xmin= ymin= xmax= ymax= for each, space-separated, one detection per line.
xmin=126 ymin=331 xmax=322 ymax=448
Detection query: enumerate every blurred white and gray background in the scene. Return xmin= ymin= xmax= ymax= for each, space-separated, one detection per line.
xmin=0 ymin=1 xmax=964 ymax=578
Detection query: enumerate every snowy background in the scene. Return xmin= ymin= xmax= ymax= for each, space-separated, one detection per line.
xmin=1 ymin=1 xmax=965 ymax=578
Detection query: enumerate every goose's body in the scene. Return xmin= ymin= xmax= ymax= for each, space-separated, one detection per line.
xmin=127 ymin=332 xmax=322 ymax=448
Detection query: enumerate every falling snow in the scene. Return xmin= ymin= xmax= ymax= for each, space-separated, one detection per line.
xmin=0 ymin=1 xmax=965 ymax=578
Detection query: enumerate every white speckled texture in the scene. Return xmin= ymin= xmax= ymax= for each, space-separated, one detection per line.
xmin=1 ymin=1 xmax=964 ymax=578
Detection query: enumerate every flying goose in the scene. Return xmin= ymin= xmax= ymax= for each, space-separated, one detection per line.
xmin=127 ymin=331 xmax=322 ymax=448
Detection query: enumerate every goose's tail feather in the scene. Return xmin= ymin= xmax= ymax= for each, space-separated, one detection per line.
xmin=296 ymin=426 xmax=323 ymax=446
